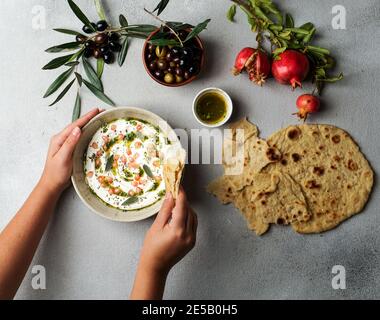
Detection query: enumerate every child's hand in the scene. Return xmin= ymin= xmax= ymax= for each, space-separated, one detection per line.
xmin=40 ymin=108 xmax=102 ymax=194
xmin=140 ymin=188 xmax=198 ymax=275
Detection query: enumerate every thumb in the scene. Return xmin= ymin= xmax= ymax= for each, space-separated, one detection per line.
xmin=154 ymin=192 xmax=175 ymax=228
xmin=56 ymin=126 xmax=81 ymax=162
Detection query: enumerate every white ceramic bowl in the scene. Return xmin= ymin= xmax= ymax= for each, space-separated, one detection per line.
xmin=192 ymin=87 xmax=233 ymax=128
xmin=71 ymin=107 xmax=180 ymax=222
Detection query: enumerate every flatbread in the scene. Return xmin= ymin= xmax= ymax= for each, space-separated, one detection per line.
xmin=210 ymin=118 xmax=281 ymax=196
xmin=234 ymin=171 xmax=310 ymax=235
xmin=207 ymin=120 xmax=374 ymax=236
xmin=163 ymin=147 xmax=186 ymax=199
xmin=264 ymin=124 xmax=374 ymax=233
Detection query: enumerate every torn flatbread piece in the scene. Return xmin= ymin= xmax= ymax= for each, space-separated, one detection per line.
xmin=163 ymin=147 xmax=186 ymax=199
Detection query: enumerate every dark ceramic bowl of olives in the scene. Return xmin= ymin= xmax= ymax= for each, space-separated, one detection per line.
xmin=143 ymin=29 xmax=205 ymax=87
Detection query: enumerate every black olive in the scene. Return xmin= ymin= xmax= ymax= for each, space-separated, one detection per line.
xmin=100 ymin=45 xmax=110 ymax=54
xmin=93 ymin=48 xmax=102 ymax=59
xmin=149 ymin=60 xmax=157 ymax=71
xmin=154 ymin=70 xmax=164 ymax=79
xmin=94 ymin=33 xmax=108 ymax=44
xmin=103 ymin=52 xmax=115 ymax=64
xmin=188 ymin=63 xmax=200 ymax=75
xmin=85 ymin=40 xmax=95 ymax=48
xmin=96 ymin=20 xmax=108 ymax=32
xmin=109 ymin=41 xmax=122 ymax=52
xmin=146 ymin=53 xmax=155 ymax=61
xmin=166 ymin=52 xmax=173 ymax=61
xmin=179 ymin=58 xmax=188 ymax=68
xmin=171 ymin=47 xmax=180 ymax=55
xmin=109 ymin=33 xmax=120 ymax=42
xmin=167 ymin=67 xmax=173 ymax=74
xmin=84 ymin=48 xmax=93 ymax=58
xmin=181 ymin=47 xmax=193 ymax=60
xmin=169 ymin=61 xmax=176 ymax=68
xmin=157 ymin=59 xmax=168 ymax=70
xmin=148 ymin=44 xmax=155 ymax=53
xmin=184 ymin=71 xmax=191 ymax=80
xmin=75 ymin=35 xmax=87 ymax=43
xmin=178 ymin=30 xmax=188 ymax=41
xmin=82 ymin=23 xmax=96 ymax=34
xmin=192 ymin=47 xmax=202 ymax=57
xmin=173 ymin=56 xmax=180 ymax=64
xmin=175 ymin=67 xmax=183 ymax=76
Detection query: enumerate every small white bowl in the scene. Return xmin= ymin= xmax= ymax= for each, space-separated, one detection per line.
xmin=192 ymin=87 xmax=233 ymax=128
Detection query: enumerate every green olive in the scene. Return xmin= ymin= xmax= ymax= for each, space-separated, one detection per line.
xmin=155 ymin=46 xmax=167 ymax=58
xmin=169 ymin=61 xmax=176 ymax=68
xmin=175 ymin=75 xmax=183 ymax=83
xmin=164 ymin=73 xmax=175 ymax=84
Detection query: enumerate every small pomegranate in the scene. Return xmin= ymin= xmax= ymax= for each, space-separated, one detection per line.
xmin=295 ymin=94 xmax=320 ymax=121
xmin=232 ymin=47 xmax=271 ymax=86
xmin=272 ymin=50 xmax=310 ymax=90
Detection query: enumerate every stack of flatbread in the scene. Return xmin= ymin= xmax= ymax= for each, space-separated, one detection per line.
xmin=207 ymin=119 xmax=374 ymax=235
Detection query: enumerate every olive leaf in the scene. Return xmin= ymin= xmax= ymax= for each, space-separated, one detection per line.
xmin=72 ymin=92 xmax=81 ymax=121
xmin=184 ymin=19 xmax=211 ymax=42
xmin=149 ymin=38 xmax=179 ymax=47
xmin=43 ymin=67 xmax=74 ymax=98
xmin=227 ymin=4 xmax=237 ymax=22
xmin=153 ymin=0 xmax=170 ymax=16
xmin=143 ymin=164 xmax=154 ymax=179
xmin=125 ymin=32 xmax=152 ymax=39
xmin=82 ymin=79 xmax=115 ymax=106
xmin=42 ymin=54 xmax=75 ymax=70
xmin=69 ymin=48 xmax=85 ymax=62
xmin=165 ymin=22 xmax=194 ymax=31
xmin=119 ymin=14 xmax=128 ymax=27
xmin=53 ymin=28 xmax=83 ymax=36
xmin=127 ymin=25 xmax=157 ymax=33
xmin=83 ymin=58 xmax=103 ymax=91
xmin=68 ymin=0 xmax=96 ymax=32
xmin=45 ymin=42 xmax=81 ymax=53
xmin=122 ymin=196 xmax=139 ymax=206
xmin=49 ymin=79 xmax=75 ymax=106
xmin=65 ymin=61 xmax=80 ymax=66
xmin=74 ymin=72 xmax=82 ymax=86
xmin=105 ymin=154 xmax=114 ymax=171
xmin=118 ymin=37 xmax=129 ymax=67
xmin=94 ymin=0 xmax=107 ymax=21
xmin=97 ymin=58 xmax=104 ymax=78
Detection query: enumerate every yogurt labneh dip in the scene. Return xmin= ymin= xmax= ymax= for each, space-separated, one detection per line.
xmin=84 ymin=118 xmax=169 ymax=211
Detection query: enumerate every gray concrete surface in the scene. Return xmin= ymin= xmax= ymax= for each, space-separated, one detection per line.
xmin=0 ymin=0 xmax=379 ymax=299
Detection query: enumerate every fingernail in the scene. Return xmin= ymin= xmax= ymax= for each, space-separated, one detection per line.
xmin=72 ymin=127 xmax=81 ymax=137
xmin=98 ymin=108 xmax=105 ymax=112
xmin=165 ymin=191 xmax=172 ymax=199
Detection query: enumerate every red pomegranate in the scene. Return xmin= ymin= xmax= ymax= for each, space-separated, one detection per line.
xmin=295 ymin=94 xmax=320 ymax=121
xmin=272 ymin=50 xmax=310 ymax=90
xmin=232 ymin=47 xmax=271 ymax=86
